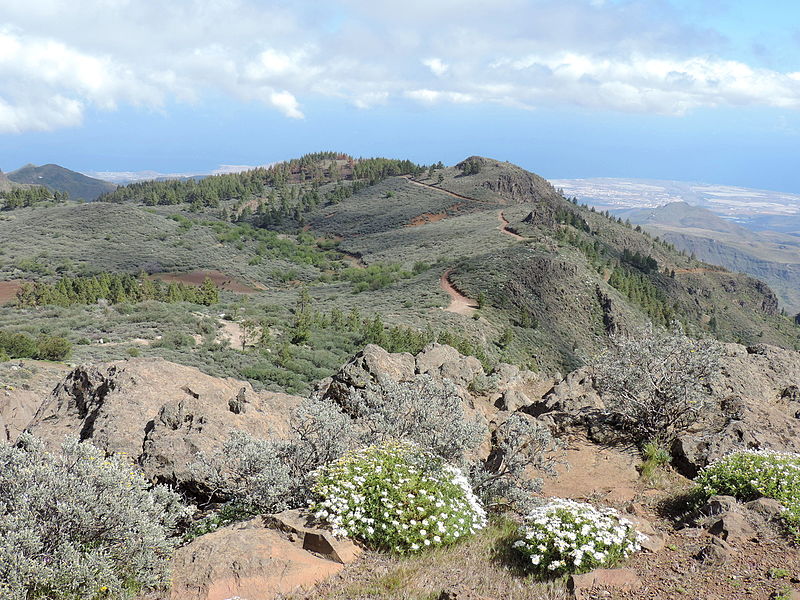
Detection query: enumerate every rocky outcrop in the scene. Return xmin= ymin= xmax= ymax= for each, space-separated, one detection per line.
xmin=415 ymin=343 xmax=483 ymax=389
xmin=170 ymin=513 xmax=359 ymax=600
xmin=26 ymin=358 xmax=301 ymax=487
xmin=0 ymin=360 xmax=71 ymax=443
xmin=320 ymin=344 xmax=415 ymax=404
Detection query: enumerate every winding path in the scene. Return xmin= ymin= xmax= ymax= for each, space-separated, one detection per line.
xmin=497 ymin=211 xmax=525 ymax=240
xmin=440 ymin=270 xmax=478 ymax=315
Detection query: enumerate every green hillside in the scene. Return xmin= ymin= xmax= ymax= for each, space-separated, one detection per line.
xmin=1 ymin=153 xmax=798 ymax=392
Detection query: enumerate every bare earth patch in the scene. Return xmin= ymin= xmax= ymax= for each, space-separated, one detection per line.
xmin=0 ymin=280 xmax=26 ymax=306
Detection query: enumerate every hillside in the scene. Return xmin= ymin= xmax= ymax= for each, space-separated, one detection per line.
xmin=7 ymin=163 xmax=117 ymax=201
xmin=618 ymin=202 xmax=800 ymax=313
xmin=2 ymin=153 xmax=797 ymax=391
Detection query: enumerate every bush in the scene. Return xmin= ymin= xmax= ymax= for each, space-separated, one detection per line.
xmin=152 ymin=331 xmax=195 ymax=349
xmin=34 ymin=335 xmax=72 ymax=361
xmin=342 ymin=375 xmax=484 ymax=462
xmin=471 ymin=413 xmax=561 ymax=512
xmin=311 ymin=440 xmax=487 ymax=553
xmin=191 ymin=398 xmax=356 ymax=512
xmin=0 ymin=434 xmax=191 ymax=600
xmin=0 ymin=331 xmax=37 ymax=359
xmin=513 ymin=499 xmax=643 ymax=577
xmin=695 ymin=450 xmax=800 ymax=533
xmin=592 ymin=323 xmax=721 ymax=445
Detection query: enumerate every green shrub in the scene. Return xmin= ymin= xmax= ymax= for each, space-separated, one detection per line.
xmin=695 ymin=449 xmax=800 ymax=533
xmin=0 ymin=331 xmax=37 ymax=359
xmin=127 ymin=347 xmax=141 ymax=357
xmin=311 ymin=440 xmax=487 ymax=554
xmin=0 ymin=434 xmax=191 ymax=600
xmin=513 ymin=499 xmax=643 ymax=577
xmin=152 ymin=331 xmax=195 ymax=349
xmin=0 ymin=349 xmax=9 ymax=362
xmin=34 ymin=335 xmax=72 ymax=361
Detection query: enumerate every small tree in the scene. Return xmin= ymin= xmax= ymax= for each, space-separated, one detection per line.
xmin=592 ymin=323 xmax=721 ymax=445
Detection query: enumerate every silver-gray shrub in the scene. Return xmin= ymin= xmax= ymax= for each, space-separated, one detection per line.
xmin=471 ymin=413 xmax=560 ymax=513
xmin=346 ymin=376 xmax=559 ymax=511
xmin=198 ymin=375 xmax=558 ymax=514
xmin=0 ymin=434 xmax=191 ymax=600
xmin=192 ymin=397 xmax=356 ymax=512
xmin=343 ymin=374 xmax=485 ymax=462
xmin=592 ymin=322 xmax=721 ymax=445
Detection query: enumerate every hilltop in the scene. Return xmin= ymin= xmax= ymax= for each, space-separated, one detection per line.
xmin=7 ymin=163 xmax=116 ymax=201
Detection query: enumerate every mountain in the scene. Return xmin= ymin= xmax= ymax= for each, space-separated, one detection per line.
xmin=0 ymin=169 xmax=29 ymax=193
xmin=615 ymin=202 xmax=800 ymax=314
xmin=7 ymin=163 xmax=116 ymax=201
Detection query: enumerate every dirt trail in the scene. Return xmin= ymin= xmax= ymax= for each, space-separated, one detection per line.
xmin=497 ymin=211 xmax=525 ymax=240
xmin=403 ymin=176 xmax=492 ymax=204
xmin=440 ymin=270 xmax=478 ymax=316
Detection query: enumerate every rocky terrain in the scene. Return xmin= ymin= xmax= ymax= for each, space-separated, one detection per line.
xmin=4 ymin=338 xmax=800 ymax=599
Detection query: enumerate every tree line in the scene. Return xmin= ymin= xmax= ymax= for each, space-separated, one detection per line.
xmin=99 ymin=153 xmax=426 ymax=212
xmin=15 ymin=273 xmax=219 ymax=308
xmin=1 ymin=186 xmax=69 ymax=210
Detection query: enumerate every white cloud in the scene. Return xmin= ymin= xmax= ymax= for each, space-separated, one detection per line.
xmin=270 ymin=90 xmax=304 ymax=119
xmin=423 ymin=57 xmax=448 ymax=76
xmin=0 ymin=0 xmax=799 ymax=133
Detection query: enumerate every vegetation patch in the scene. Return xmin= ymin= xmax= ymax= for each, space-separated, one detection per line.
xmin=695 ymin=449 xmax=800 ymax=535
xmin=311 ymin=440 xmax=487 ymax=554
xmin=513 ymin=499 xmax=644 ymax=577
xmin=0 ymin=435 xmax=191 ymax=600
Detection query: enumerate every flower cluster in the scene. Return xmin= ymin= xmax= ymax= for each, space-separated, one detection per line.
xmin=310 ymin=440 xmax=487 ymax=553
xmin=513 ymin=498 xmax=644 ymax=577
xmin=695 ymin=449 xmax=799 ymax=530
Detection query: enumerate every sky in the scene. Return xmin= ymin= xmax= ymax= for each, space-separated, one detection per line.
xmin=1 ymin=0 xmax=799 ymax=190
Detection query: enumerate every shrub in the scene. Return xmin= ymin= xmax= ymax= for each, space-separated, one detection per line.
xmin=152 ymin=331 xmax=195 ymax=349
xmin=310 ymin=440 xmax=487 ymax=553
xmin=592 ymin=323 xmax=721 ymax=445
xmin=471 ymin=413 xmax=561 ymax=512
xmin=695 ymin=449 xmax=800 ymax=533
xmin=0 ymin=434 xmax=191 ymax=600
xmin=513 ymin=499 xmax=643 ymax=577
xmin=34 ymin=335 xmax=72 ymax=361
xmin=342 ymin=375 xmax=484 ymax=462
xmin=0 ymin=331 xmax=37 ymax=359
xmin=191 ymin=398 xmax=356 ymax=512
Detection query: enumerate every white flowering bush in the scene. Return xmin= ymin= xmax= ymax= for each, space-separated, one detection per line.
xmin=695 ymin=449 xmax=800 ymax=532
xmin=0 ymin=434 xmax=191 ymax=600
xmin=310 ymin=440 xmax=487 ymax=553
xmin=513 ymin=499 xmax=644 ymax=577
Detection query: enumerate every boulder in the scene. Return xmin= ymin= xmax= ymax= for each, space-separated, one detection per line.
xmin=568 ymin=568 xmax=641 ymax=599
xmin=264 ymin=509 xmax=361 ymax=564
xmin=707 ymin=512 xmax=756 ymax=544
xmin=745 ymin=497 xmax=785 ymax=520
xmin=170 ymin=518 xmax=345 ymax=600
xmin=322 ymin=344 xmax=415 ymax=404
xmin=26 ymin=358 xmax=301 ymax=488
xmin=415 ymin=343 xmax=484 ymax=388
xmin=696 ymin=536 xmax=736 ymax=564
xmin=494 ymin=389 xmax=531 ymax=412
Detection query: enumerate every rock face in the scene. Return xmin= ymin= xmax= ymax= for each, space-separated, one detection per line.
xmin=170 ymin=514 xmax=358 ymax=600
xmin=671 ymin=343 xmax=800 ymax=476
xmin=0 ymin=360 xmax=71 ymax=443
xmin=320 ymin=344 xmax=415 ymax=404
xmin=26 ymin=358 xmax=301 ymax=488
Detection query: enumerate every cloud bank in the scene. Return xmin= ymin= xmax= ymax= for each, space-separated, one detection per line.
xmin=0 ymin=0 xmax=798 ymax=133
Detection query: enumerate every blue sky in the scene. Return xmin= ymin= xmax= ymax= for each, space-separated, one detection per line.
xmin=1 ymin=0 xmax=799 ymax=191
